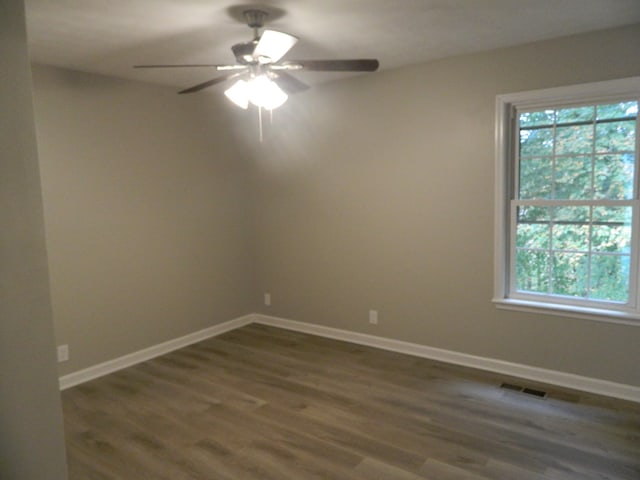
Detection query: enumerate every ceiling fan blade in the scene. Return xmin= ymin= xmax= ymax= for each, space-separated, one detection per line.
xmin=273 ymin=73 xmax=310 ymax=95
xmin=284 ymin=59 xmax=379 ymax=72
xmin=253 ymin=30 xmax=298 ymax=63
xmin=178 ymin=73 xmax=238 ymax=94
xmin=134 ymin=64 xmax=246 ymax=71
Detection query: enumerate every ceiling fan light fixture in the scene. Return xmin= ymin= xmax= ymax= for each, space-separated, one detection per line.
xmin=224 ymin=79 xmax=250 ymax=109
xmin=248 ymin=75 xmax=288 ymax=110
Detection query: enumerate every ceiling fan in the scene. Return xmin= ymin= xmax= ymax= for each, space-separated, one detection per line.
xmin=134 ymin=9 xmax=379 ymax=110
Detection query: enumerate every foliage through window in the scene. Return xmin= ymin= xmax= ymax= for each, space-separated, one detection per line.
xmin=495 ymin=78 xmax=640 ymax=321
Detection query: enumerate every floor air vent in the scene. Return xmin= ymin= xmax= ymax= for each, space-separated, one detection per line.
xmin=500 ymin=382 xmax=523 ymax=392
xmin=500 ymin=382 xmax=547 ymax=398
xmin=522 ymin=387 xmax=547 ymax=398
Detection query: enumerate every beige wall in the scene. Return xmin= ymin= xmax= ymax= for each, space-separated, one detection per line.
xmin=0 ymin=1 xmax=68 ymax=478
xmin=31 ymin=65 xmax=255 ymax=375
xmin=252 ymin=24 xmax=640 ymax=387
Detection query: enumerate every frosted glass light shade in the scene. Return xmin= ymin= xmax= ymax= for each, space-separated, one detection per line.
xmin=249 ymin=76 xmax=288 ymax=110
xmin=224 ymin=79 xmax=249 ymax=109
xmin=224 ymin=76 xmax=288 ymax=110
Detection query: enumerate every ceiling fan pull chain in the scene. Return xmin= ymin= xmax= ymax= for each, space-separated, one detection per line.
xmin=258 ymin=106 xmax=264 ymax=143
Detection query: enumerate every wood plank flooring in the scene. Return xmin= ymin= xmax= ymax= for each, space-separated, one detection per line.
xmin=62 ymin=324 xmax=640 ymax=479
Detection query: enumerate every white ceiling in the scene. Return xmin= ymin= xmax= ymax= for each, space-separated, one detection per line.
xmin=25 ymin=1 xmax=640 ymax=92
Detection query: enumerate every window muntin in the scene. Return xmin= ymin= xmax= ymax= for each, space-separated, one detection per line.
xmin=511 ymin=100 xmax=638 ymax=308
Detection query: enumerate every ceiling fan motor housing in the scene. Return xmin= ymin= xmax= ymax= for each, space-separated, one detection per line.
xmin=232 ymin=40 xmax=258 ymax=64
xmin=244 ymin=9 xmax=268 ymax=29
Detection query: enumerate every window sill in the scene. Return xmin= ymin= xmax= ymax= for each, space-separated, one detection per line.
xmin=492 ymin=298 xmax=640 ymax=327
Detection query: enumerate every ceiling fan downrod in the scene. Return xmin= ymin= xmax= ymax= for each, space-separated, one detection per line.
xmin=243 ymin=9 xmax=268 ymax=39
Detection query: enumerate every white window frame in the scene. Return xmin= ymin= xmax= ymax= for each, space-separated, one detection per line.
xmin=494 ymin=77 xmax=640 ymax=326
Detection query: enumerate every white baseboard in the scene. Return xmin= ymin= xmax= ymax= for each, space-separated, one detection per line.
xmin=58 ymin=314 xmax=254 ymax=390
xmin=59 ymin=312 xmax=640 ymax=403
xmin=254 ymin=314 xmax=640 ymax=404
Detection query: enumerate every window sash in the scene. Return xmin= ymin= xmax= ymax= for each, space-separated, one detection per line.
xmin=508 ymin=199 xmax=640 ymax=309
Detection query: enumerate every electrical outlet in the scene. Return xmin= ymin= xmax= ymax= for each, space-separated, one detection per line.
xmin=264 ymin=293 xmax=271 ymax=306
xmin=57 ymin=344 xmax=69 ymax=363
xmin=369 ymin=310 xmax=378 ymax=325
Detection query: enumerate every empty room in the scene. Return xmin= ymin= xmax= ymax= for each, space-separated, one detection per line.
xmin=2 ymin=1 xmax=640 ymax=479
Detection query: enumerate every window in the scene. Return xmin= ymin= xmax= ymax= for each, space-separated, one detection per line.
xmin=494 ymin=78 xmax=640 ymax=324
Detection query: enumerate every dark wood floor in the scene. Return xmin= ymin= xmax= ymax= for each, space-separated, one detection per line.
xmin=62 ymin=323 xmax=640 ymax=480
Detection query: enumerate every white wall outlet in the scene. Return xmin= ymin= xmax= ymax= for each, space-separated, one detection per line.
xmin=369 ymin=310 xmax=378 ymax=325
xmin=264 ymin=293 xmax=271 ymax=306
xmin=57 ymin=344 xmax=69 ymax=363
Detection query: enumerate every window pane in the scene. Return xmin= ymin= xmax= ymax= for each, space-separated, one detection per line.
xmin=519 ymin=157 xmax=552 ymax=198
xmin=596 ymin=101 xmax=638 ymax=120
xmin=589 ymin=254 xmax=630 ymax=302
xmin=591 ymin=206 xmax=632 ymax=254
xmin=519 ymin=110 xmax=555 ymax=128
xmin=594 ymin=154 xmax=635 ymax=200
xmin=554 ymin=155 xmax=591 ymax=199
xmin=555 ymin=124 xmax=593 ymax=155
xmin=557 ymin=106 xmax=594 ymax=124
xmin=593 ymin=205 xmax=632 ymax=224
xmin=551 ymin=252 xmax=588 ymax=298
xmin=517 ymin=205 xmax=550 ymax=222
xmin=516 ymin=222 xmax=550 ymax=249
xmin=595 ymin=120 xmax=635 ymax=153
xmin=520 ymin=128 xmax=553 ymax=157
xmin=554 ymin=205 xmax=589 ymax=223
xmin=552 ymin=206 xmax=590 ymax=255
xmin=591 ymin=224 xmax=631 ymax=254
xmin=516 ymin=250 xmax=549 ymax=293
xmin=552 ymin=224 xmax=589 ymax=252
